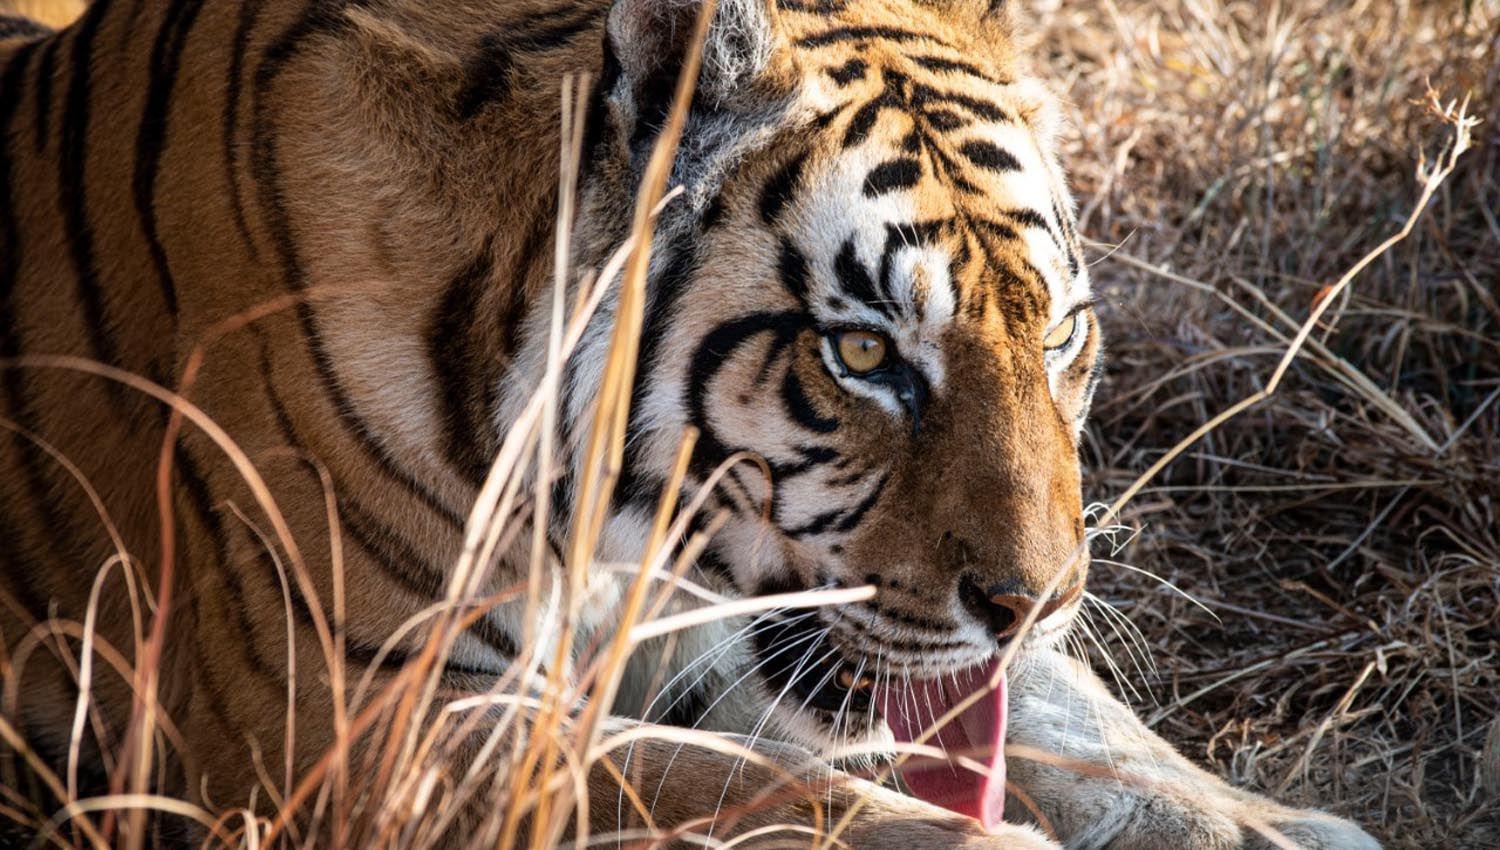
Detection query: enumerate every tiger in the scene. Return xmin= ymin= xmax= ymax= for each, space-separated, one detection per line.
xmin=0 ymin=0 xmax=1382 ymax=847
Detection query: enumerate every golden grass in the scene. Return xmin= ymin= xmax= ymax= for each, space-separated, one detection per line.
xmin=1 ymin=0 xmax=1495 ymax=848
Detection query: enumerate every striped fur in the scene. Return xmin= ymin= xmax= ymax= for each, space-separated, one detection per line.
xmin=0 ymin=1 xmax=1379 ymax=848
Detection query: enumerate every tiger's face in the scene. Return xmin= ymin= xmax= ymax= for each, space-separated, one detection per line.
xmin=588 ymin=0 xmax=1098 ymax=740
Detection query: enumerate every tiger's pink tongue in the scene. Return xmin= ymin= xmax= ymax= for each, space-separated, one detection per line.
xmin=876 ymin=661 xmax=1008 ymax=833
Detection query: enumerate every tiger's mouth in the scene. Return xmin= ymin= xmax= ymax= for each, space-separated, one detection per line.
xmin=752 ymin=614 xmax=877 ymax=716
xmin=748 ymin=608 xmax=1017 ymax=833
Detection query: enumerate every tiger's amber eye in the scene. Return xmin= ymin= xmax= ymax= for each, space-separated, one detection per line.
xmin=835 ymin=330 xmax=888 ymax=374
xmin=1043 ymin=313 xmax=1078 ymax=350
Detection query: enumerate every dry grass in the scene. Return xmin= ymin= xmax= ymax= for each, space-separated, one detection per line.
xmin=1 ymin=1 xmax=1496 ymax=848
xmin=1032 ymin=1 xmax=1499 ymax=847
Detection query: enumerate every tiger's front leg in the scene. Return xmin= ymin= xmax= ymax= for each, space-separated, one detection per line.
xmin=1003 ymin=648 xmax=1380 ymax=850
xmin=588 ymin=717 xmax=1061 ymax=850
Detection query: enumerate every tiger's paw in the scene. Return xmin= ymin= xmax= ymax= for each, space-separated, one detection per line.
xmin=1023 ymin=785 xmax=1382 ymax=850
xmin=1239 ymin=807 xmax=1382 ymax=850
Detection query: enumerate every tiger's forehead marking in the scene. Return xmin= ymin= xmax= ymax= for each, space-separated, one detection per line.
xmin=758 ymin=25 xmax=1087 ymax=382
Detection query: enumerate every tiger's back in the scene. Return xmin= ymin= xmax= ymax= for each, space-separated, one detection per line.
xmin=0 ymin=0 xmax=597 ymax=799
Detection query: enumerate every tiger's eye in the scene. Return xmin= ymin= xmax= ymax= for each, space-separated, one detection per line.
xmin=835 ymin=330 xmax=889 ymax=374
xmin=1043 ymin=313 xmax=1078 ymax=350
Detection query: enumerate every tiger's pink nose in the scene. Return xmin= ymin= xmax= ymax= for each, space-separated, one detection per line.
xmin=964 ymin=581 xmax=1084 ymax=639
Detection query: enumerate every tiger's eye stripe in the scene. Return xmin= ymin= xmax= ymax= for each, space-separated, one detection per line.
xmin=686 ymin=311 xmax=806 ymax=482
xmin=134 ymin=0 xmax=208 ymax=318
xmin=781 ymin=367 xmax=839 ymax=434
xmin=222 ymin=0 xmax=267 ymax=266
xmin=251 ymin=1 xmax=470 ymax=533
xmin=30 ymin=34 xmax=58 ymax=155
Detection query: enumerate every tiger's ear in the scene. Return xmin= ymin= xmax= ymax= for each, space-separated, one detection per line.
xmin=605 ymin=0 xmax=784 ymax=103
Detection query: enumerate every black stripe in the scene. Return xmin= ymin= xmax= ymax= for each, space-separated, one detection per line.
xmin=454 ymin=35 xmax=515 ymax=120
xmin=256 ymin=339 xmax=518 ymax=660
xmin=924 ymin=109 xmax=967 ymax=131
xmin=959 ymin=139 xmax=1022 ymax=173
xmin=617 ymin=238 xmax=699 ymax=512
xmin=455 ymin=8 xmax=604 ymax=120
xmin=784 ymin=471 xmax=886 ymax=539
xmin=58 ymin=0 xmax=125 ymax=389
xmin=774 ymin=444 xmax=840 ymax=478
xmin=796 ymin=26 xmax=950 ymax=49
xmin=579 ymin=32 xmax=621 ymax=177
xmin=862 ymin=157 xmax=921 ymax=196
xmin=781 ymin=367 xmax=837 ymax=434
xmin=877 ymin=219 xmax=946 ymax=316
xmin=785 ymin=505 xmax=841 ymax=538
xmin=1050 ymin=195 xmax=1081 ymax=279
xmin=776 ymin=238 xmax=810 ymax=304
xmin=972 ymin=216 xmax=1019 ymax=242
xmin=833 ymin=472 xmax=886 ymax=532
xmin=842 ymin=94 xmax=889 ymax=148
xmin=911 ymin=84 xmax=1009 ymax=122
xmin=178 ymin=450 xmax=282 ymax=683
xmin=343 ymin=641 xmax=503 ymax=680
xmin=1 ymin=40 xmax=102 ymax=606
xmin=911 ymin=55 xmax=1009 ymax=86
xmin=223 ymin=0 xmax=266 ymax=264
xmin=993 ymin=207 xmax=1051 ymax=231
xmin=776 ymin=0 xmax=850 ymax=12
xmin=31 ymin=34 xmax=59 ymax=155
xmin=134 ymin=0 xmax=207 ymax=317
xmin=833 ymin=237 xmax=889 ymax=316
xmin=825 ymin=58 xmax=867 ymax=87
xmin=759 ymin=151 xmax=807 ymax=225
xmin=0 ymin=15 xmax=50 ymax=41
xmin=685 ymin=311 xmax=807 ymax=483
xmin=427 ymin=240 xmax=500 ymax=485
xmin=250 ymin=0 xmax=469 ymax=532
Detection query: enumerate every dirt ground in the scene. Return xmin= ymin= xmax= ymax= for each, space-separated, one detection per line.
xmin=1036 ymin=2 xmax=1499 ymax=847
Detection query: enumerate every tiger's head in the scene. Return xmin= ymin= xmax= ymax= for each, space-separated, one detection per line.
xmin=577 ymin=0 xmax=1099 ymax=748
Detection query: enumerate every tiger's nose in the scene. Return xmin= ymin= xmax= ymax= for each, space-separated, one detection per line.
xmin=960 ymin=576 xmax=1083 ymax=639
